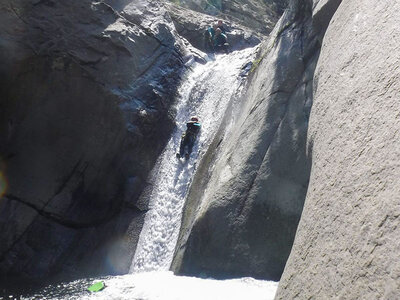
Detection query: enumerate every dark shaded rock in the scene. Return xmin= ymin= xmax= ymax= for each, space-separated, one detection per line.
xmin=172 ymin=0 xmax=321 ymax=280
xmin=276 ymin=0 xmax=400 ymax=298
xmin=312 ymin=0 xmax=342 ymax=40
xmin=0 ymin=0 xmax=188 ymax=287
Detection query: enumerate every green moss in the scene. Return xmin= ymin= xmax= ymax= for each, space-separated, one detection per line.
xmin=250 ymin=56 xmax=264 ymax=73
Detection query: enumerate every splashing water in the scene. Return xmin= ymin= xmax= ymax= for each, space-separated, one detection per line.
xmin=22 ymin=271 xmax=278 ymax=300
xmin=130 ymin=48 xmax=257 ymax=272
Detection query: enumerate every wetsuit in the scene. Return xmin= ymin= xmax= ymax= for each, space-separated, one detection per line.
xmin=204 ymin=27 xmax=215 ymax=52
xmin=217 ymin=25 xmax=226 ymax=34
xmin=179 ymin=121 xmax=201 ymax=158
xmin=214 ymin=33 xmax=229 ymax=53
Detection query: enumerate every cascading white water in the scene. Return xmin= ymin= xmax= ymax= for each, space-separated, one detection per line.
xmin=130 ymin=48 xmax=257 ymax=273
xmin=22 ymin=47 xmax=280 ymax=300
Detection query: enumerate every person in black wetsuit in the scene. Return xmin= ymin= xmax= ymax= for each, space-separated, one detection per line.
xmin=176 ymin=116 xmax=201 ymax=159
xmin=213 ymin=28 xmax=229 ymax=54
xmin=217 ymin=20 xmax=226 ymax=34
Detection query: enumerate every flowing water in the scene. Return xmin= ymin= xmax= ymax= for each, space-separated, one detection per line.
xmin=20 ymin=271 xmax=278 ymax=300
xmin=20 ymin=48 xmax=279 ymax=300
xmin=130 ymin=48 xmax=256 ymax=273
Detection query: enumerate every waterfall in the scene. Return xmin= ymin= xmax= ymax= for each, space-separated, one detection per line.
xmin=22 ymin=47 xmax=280 ymax=300
xmin=130 ymin=48 xmax=257 ymax=273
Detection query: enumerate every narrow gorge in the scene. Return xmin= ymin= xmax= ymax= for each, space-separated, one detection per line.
xmin=1 ymin=0 xmax=400 ymax=299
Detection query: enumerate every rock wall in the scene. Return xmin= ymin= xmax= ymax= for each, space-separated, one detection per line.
xmin=276 ymin=0 xmax=400 ymax=298
xmin=166 ymin=3 xmax=262 ymax=52
xmin=167 ymin=0 xmax=287 ymax=36
xmin=0 ymin=0 xmax=189 ymax=286
xmin=172 ymin=0 xmax=323 ymax=280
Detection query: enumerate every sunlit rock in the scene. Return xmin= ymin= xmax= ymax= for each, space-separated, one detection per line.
xmin=276 ymin=0 xmax=400 ymax=298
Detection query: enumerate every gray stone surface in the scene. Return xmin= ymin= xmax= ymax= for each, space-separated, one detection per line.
xmin=172 ymin=0 xmax=320 ymax=280
xmin=276 ymin=0 xmax=400 ymax=298
xmin=0 ymin=0 xmax=188 ymax=285
xmin=166 ymin=3 xmax=262 ymax=52
xmin=167 ymin=0 xmax=287 ymax=36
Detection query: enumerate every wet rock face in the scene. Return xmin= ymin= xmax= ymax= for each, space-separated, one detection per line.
xmin=0 ymin=0 xmax=186 ymax=285
xmin=276 ymin=0 xmax=400 ymax=298
xmin=172 ymin=0 xmax=320 ymax=280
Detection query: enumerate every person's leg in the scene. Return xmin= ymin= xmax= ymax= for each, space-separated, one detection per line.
xmin=179 ymin=134 xmax=187 ymax=157
xmin=204 ymin=32 xmax=213 ymax=52
xmin=209 ymin=40 xmax=215 ymax=53
xmin=207 ymin=40 xmax=214 ymax=53
xmin=223 ymin=43 xmax=230 ymax=54
xmin=203 ymin=32 xmax=209 ymax=51
xmin=187 ymin=136 xmax=195 ymax=155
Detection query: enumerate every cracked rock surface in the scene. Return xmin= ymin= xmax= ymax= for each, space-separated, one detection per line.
xmin=0 ymin=0 xmax=187 ymax=285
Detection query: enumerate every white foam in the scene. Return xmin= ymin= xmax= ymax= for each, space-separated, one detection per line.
xmin=82 ymin=271 xmax=278 ymax=300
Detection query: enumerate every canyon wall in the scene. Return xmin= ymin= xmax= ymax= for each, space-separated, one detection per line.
xmin=276 ymin=0 xmax=400 ymax=298
xmin=5 ymin=0 xmax=392 ymax=296
xmin=0 ymin=0 xmax=189 ymax=285
xmin=0 ymin=0 xmax=278 ymax=288
xmin=172 ymin=0 xmax=342 ymax=281
xmin=167 ymin=0 xmax=287 ymax=36
xmin=173 ymin=0 xmax=315 ymax=280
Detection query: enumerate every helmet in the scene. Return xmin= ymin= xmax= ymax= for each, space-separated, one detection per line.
xmin=190 ymin=116 xmax=199 ymax=122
